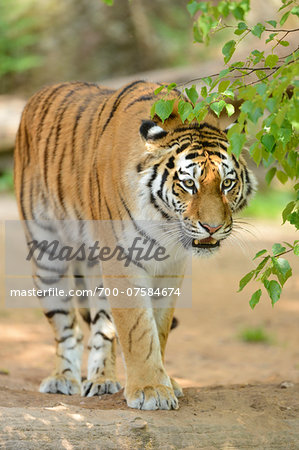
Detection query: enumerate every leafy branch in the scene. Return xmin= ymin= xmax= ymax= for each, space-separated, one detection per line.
xmin=150 ymin=0 xmax=299 ymax=308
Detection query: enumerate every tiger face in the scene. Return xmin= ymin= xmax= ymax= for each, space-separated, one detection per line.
xmin=139 ymin=118 xmax=257 ymax=256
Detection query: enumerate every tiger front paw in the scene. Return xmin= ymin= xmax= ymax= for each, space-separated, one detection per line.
xmin=125 ymin=384 xmax=179 ymax=410
xmin=81 ymin=378 xmax=122 ymax=397
xmin=39 ymin=374 xmax=81 ymax=395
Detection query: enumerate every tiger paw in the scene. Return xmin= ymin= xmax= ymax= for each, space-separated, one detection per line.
xmin=39 ymin=374 xmax=81 ymax=395
xmin=170 ymin=377 xmax=184 ymax=398
xmin=81 ymin=378 xmax=122 ymax=397
xmin=125 ymin=384 xmax=179 ymax=410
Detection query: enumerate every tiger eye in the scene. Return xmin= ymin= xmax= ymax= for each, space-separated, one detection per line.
xmin=183 ymin=179 xmax=195 ymax=188
xmin=222 ymin=179 xmax=233 ymax=189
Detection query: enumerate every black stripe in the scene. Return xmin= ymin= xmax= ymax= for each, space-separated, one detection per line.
xmin=57 ymin=144 xmax=66 ymax=213
xmin=94 ymin=99 xmax=108 ymax=147
xmin=185 ymin=152 xmax=199 ymax=160
xmin=145 ymin=336 xmax=153 ymax=361
xmin=36 ymin=83 xmax=71 ymax=144
xmin=166 ymin=156 xmax=175 ymax=169
xmin=64 ymin=317 xmax=76 ymax=331
xmin=43 ymin=88 xmax=80 ymax=188
xmin=125 ymin=94 xmax=155 ymax=110
xmin=150 ymin=193 xmax=171 ymax=220
xmin=128 ymin=311 xmax=144 ymax=352
xmin=232 ymin=154 xmax=240 ymax=168
xmin=208 ymin=150 xmax=228 ymax=159
xmin=45 ymin=309 xmax=69 ymax=319
xmin=119 ymin=192 xmax=159 ymax=246
xmin=202 ymin=141 xmax=228 ymax=151
xmin=176 ymin=142 xmax=190 ymax=154
xmin=55 ymin=334 xmax=73 ymax=343
xmin=101 ymin=80 xmax=146 ymax=133
xmin=94 ymin=331 xmax=113 ymax=342
xmin=92 ymin=309 xmax=111 ymax=323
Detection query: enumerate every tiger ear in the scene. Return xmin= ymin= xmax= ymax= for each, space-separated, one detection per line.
xmin=140 ymin=120 xmax=168 ymax=141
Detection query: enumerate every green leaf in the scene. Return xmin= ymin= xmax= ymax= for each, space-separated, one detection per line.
xmin=254 ymin=255 xmax=270 ymax=278
xmin=272 ymin=243 xmax=286 ymax=256
xmin=250 ymin=142 xmax=262 ymax=166
xmin=294 ymin=244 xmax=299 ymax=256
xmin=202 ymin=77 xmax=212 ymax=86
xmin=225 ymin=103 xmax=235 ymax=117
xmin=291 ymin=6 xmax=299 ymax=16
xmin=253 ymin=249 xmax=267 ymax=260
xmin=229 ymin=133 xmax=246 ymax=159
xmin=266 ymin=98 xmax=277 ymax=113
xmin=101 ymin=0 xmax=114 ymax=5
xmin=187 ymin=1 xmax=202 ymax=16
xmin=251 ymin=23 xmax=265 ymax=38
xmin=261 ymin=134 xmax=276 ymax=153
xmin=237 ymin=21 xmax=248 ymax=30
xmin=256 ymin=83 xmax=267 ymax=97
xmin=186 ymin=85 xmax=199 ymax=104
xmin=222 ymin=40 xmax=236 ymax=64
xmin=233 ymin=6 xmax=246 ymax=20
xmin=210 ymin=100 xmax=226 ymax=117
xmin=267 ymin=20 xmax=277 ymax=27
xmin=265 ymin=167 xmax=277 ymax=185
xmin=249 ymin=289 xmax=262 ymax=309
xmin=235 ymin=29 xmax=246 ymax=36
xmin=280 ymin=10 xmax=290 ymax=25
xmin=279 ymin=40 xmax=290 ymax=47
xmin=167 ymin=83 xmax=177 ymax=91
xmin=276 ymin=170 xmax=288 ymax=184
xmin=266 ymin=33 xmax=278 ymax=44
xmin=238 ymin=270 xmax=255 ymax=292
xmin=272 ymin=257 xmax=292 ymax=286
xmin=201 ymin=86 xmax=208 ymax=98
xmin=218 ymin=80 xmax=230 ymax=93
xmin=178 ymin=101 xmax=193 ymax=123
xmin=265 ymin=54 xmax=278 ymax=69
xmin=154 ymin=85 xmax=165 ymax=95
xmin=218 ymin=68 xmax=230 ymax=79
xmin=195 ymin=108 xmax=208 ymax=123
xmin=154 ymin=99 xmax=175 ymax=122
xmin=282 ymin=201 xmax=296 ymax=224
xmin=288 ymin=211 xmax=299 ymax=229
xmin=264 ymin=280 xmax=281 ymax=306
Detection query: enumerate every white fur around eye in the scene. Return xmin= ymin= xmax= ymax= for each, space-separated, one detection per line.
xmin=147 ymin=126 xmax=166 ymax=139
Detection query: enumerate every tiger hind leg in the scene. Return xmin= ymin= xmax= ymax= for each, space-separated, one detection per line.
xmin=27 ymin=222 xmax=84 ymax=395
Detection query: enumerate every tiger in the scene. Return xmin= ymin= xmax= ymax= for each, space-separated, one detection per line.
xmin=14 ymin=80 xmax=256 ymax=410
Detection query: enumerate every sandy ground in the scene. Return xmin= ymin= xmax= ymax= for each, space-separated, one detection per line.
xmin=0 ymin=194 xmax=299 ymax=448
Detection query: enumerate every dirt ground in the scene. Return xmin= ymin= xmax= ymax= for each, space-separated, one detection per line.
xmin=0 ymin=196 xmax=299 ymax=448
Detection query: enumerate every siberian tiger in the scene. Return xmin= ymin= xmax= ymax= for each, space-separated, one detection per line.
xmin=14 ymin=80 xmax=256 ymax=410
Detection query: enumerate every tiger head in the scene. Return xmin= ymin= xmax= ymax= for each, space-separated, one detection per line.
xmin=138 ymin=113 xmax=257 ymax=256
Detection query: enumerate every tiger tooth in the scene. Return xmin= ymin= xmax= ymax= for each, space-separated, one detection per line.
xmin=193 ymin=239 xmax=199 ymax=246
xmin=210 ymin=238 xmax=217 ymax=244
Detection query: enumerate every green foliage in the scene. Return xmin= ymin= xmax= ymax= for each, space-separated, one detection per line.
xmin=238 ymin=326 xmax=272 ymax=343
xmin=0 ymin=0 xmax=43 ymax=78
xmin=151 ymin=0 xmax=299 ymax=308
xmin=0 ymin=170 xmax=14 ymax=192
xmin=239 ymin=241 xmax=296 ymax=309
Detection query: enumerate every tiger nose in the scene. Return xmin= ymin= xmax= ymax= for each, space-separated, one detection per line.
xmin=200 ymin=222 xmax=223 ymax=234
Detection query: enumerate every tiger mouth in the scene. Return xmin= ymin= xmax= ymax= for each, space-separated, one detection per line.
xmin=192 ymin=237 xmax=220 ymax=249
